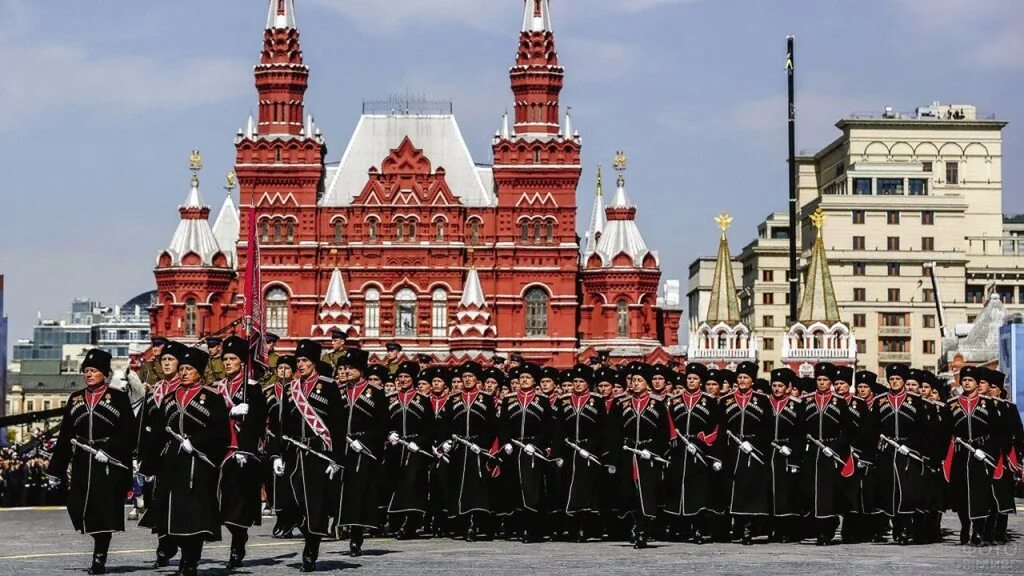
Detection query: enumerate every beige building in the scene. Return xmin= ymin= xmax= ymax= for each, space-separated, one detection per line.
xmin=692 ymin=102 xmax=1023 ymax=374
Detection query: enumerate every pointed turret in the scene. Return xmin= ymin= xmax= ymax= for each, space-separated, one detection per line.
xmin=211 ymin=173 xmax=240 ymax=269
xmin=591 ymin=151 xmax=656 ymax=268
xmin=510 ymin=0 xmax=564 ymax=136
xmin=450 ymin=268 xmax=497 ymax=351
xmin=706 ymin=212 xmax=740 ymax=324
xmin=313 ymin=269 xmax=356 ymax=337
xmin=160 ymin=150 xmax=226 ymax=268
xmin=522 ymin=0 xmax=552 ymax=32
xmin=267 ymin=0 xmax=296 ymax=30
xmin=583 ymin=164 xmax=606 ymax=256
xmin=797 ymin=208 xmax=841 ymax=323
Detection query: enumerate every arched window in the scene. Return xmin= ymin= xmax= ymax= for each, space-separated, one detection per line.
xmin=266 ymin=287 xmax=289 ymax=334
xmin=364 ymin=288 xmax=380 ymax=337
xmin=469 ymin=220 xmax=480 ymax=245
xmin=533 ymin=222 xmax=542 ymax=243
xmin=521 ymin=222 xmax=529 ymax=242
xmin=395 ymin=288 xmax=417 ymax=338
xmin=546 ymin=221 xmax=555 ymax=244
xmin=273 ymin=221 xmax=282 ymax=244
xmin=395 ymin=220 xmax=404 ymax=242
xmin=431 ymin=288 xmax=448 ymax=338
xmin=616 ymin=300 xmax=629 ymax=338
xmin=367 ymin=219 xmax=378 ymax=243
xmin=435 ymin=221 xmax=444 ymax=242
xmin=334 ymin=221 xmax=344 ymax=244
xmin=286 ymin=221 xmax=294 ymax=244
xmin=260 ymin=221 xmax=269 ymax=244
xmin=407 ymin=220 xmax=417 ymax=241
xmin=525 ymin=287 xmax=549 ymax=337
xmin=184 ymin=299 xmax=197 ymax=337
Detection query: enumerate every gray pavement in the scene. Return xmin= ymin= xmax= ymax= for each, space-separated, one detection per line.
xmin=0 ymin=506 xmax=1022 ymax=575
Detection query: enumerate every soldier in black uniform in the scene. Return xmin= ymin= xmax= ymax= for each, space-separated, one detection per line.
xmin=265 ymin=355 xmax=298 ymax=538
xmin=800 ymin=363 xmax=855 ymax=545
xmin=765 ymin=367 xmax=804 ymax=543
xmin=944 ymin=365 xmax=1003 ymax=545
xmin=147 ymin=347 xmax=230 ymax=576
xmin=47 ymin=349 xmax=137 ymax=575
xmin=384 ymin=361 xmax=436 ymax=539
xmin=270 ymin=339 xmax=344 ymax=572
xmin=425 ymin=367 xmax=451 ymax=536
xmin=665 ymin=362 xmax=724 ymax=543
xmin=555 ymin=364 xmax=614 ymax=542
xmin=215 ymin=335 xmax=268 ymax=568
xmin=721 ymin=361 xmax=772 ymax=545
xmin=333 ymin=348 xmax=387 ymax=556
xmin=498 ymin=362 xmax=555 ymax=542
xmin=593 ymin=367 xmax=623 ymax=539
xmin=614 ymin=362 xmax=669 ymax=549
xmin=976 ymin=367 xmax=1019 ymax=544
xmin=136 ymin=340 xmax=187 ymax=567
xmin=871 ymin=363 xmax=928 ymax=545
xmin=914 ymin=369 xmax=948 ymax=544
xmin=843 ymin=370 xmax=882 ymax=543
xmin=438 ymin=361 xmax=498 ymax=541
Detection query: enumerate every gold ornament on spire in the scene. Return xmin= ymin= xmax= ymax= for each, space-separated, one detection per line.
xmin=188 ymin=149 xmax=203 ymax=173
xmin=613 ymin=150 xmax=628 ymax=187
xmin=596 ymin=163 xmax=603 ymax=196
xmin=715 ymin=211 xmax=733 ymax=235
xmin=225 ymin=171 xmax=237 ymax=191
xmin=810 ymin=207 xmax=826 ymax=230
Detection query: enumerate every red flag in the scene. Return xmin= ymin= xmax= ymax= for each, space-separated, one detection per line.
xmin=243 ymin=199 xmax=267 ymax=372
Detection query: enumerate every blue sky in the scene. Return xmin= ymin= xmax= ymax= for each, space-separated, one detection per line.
xmin=1 ymin=0 xmax=1022 ymax=351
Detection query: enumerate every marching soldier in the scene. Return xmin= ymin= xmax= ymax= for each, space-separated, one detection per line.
xmin=977 ymin=367 xmax=1019 ymax=544
xmin=871 ymin=364 xmax=928 ymax=545
xmin=766 ymin=367 xmax=804 ymax=543
xmin=334 ymin=349 xmax=387 ymax=556
xmin=140 ymin=336 xmax=168 ymax=385
xmin=321 ymin=328 xmax=349 ymax=367
xmin=498 ymin=362 xmax=555 ymax=542
xmin=943 ymin=365 xmax=1003 ymax=545
xmin=203 ymin=337 xmax=226 ymax=383
xmin=215 ymin=335 xmax=268 ymax=568
xmin=614 ymin=362 xmax=669 ymax=549
xmin=147 ymin=347 xmax=230 ymax=576
xmin=438 ymin=361 xmax=498 ymax=541
xmin=538 ymin=366 xmax=566 ymax=538
xmin=665 ymin=363 xmax=724 ymax=543
xmin=720 ymin=361 xmax=772 ymax=545
xmin=136 ymin=340 xmax=186 ymax=567
xmin=800 ymin=363 xmax=855 ymax=545
xmin=265 ymin=355 xmax=299 ymax=538
xmin=47 ymin=349 xmax=137 ymax=575
xmin=426 ymin=367 xmax=452 ymax=536
xmin=384 ymin=361 xmax=436 ymax=539
xmin=849 ymin=371 xmax=884 ymax=543
xmin=915 ymin=370 xmax=948 ymax=544
xmin=271 ymin=339 xmax=344 ymax=572
xmin=555 ymin=364 xmax=613 ymax=542
xmin=594 ymin=367 xmax=623 ymax=538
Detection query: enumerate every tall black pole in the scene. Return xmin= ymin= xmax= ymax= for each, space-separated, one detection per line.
xmin=787 ymin=36 xmax=798 ymax=323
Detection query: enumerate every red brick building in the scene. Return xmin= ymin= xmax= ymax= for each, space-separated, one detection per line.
xmin=151 ymin=0 xmax=682 ymax=365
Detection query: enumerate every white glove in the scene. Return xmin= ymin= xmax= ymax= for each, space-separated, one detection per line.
xmin=974 ymin=449 xmax=987 ymax=461
xmin=326 ymin=463 xmax=341 ymax=480
xmin=133 ymin=459 xmax=141 ymax=473
xmin=48 ymin=476 xmax=61 ymax=489
xmin=740 ymin=441 xmax=753 ymax=454
xmin=349 ymin=439 xmax=365 ymax=453
xmin=145 ymin=475 xmax=156 ymax=483
xmin=234 ymin=453 xmax=248 ymax=466
xmin=897 ymin=445 xmax=910 ymax=456
xmin=779 ymin=445 xmax=792 ymax=457
xmin=230 ymin=403 xmax=249 ymax=417
xmin=407 ymin=442 xmax=420 ymax=453
xmin=180 ymin=439 xmax=194 ymax=454
xmin=442 ymin=440 xmax=453 ymax=454
xmin=712 ymin=461 xmax=723 ymax=472
xmin=503 ymin=443 xmax=514 ymax=455
xmin=639 ymin=449 xmax=652 ymax=460
xmin=686 ymin=443 xmax=698 ymax=455
xmin=579 ymin=449 xmax=592 ymax=460
xmin=388 ymin=432 xmax=400 ymax=445
xmin=524 ymin=444 xmax=537 ymax=456
xmin=470 ymin=443 xmax=482 ymax=455
xmin=94 ymin=450 xmax=110 ymax=464
xmin=822 ymin=447 xmax=835 ymax=458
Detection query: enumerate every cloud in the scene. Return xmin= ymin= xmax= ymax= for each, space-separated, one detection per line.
xmin=894 ymin=0 xmax=1024 ymax=72
xmin=0 ymin=41 xmax=250 ymax=131
xmin=561 ymin=37 xmax=642 ymax=83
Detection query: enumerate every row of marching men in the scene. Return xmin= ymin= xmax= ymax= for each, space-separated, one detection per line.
xmin=45 ymin=341 xmax=1022 ymax=575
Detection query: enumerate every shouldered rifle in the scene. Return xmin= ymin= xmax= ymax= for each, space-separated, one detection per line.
xmin=511 ymin=438 xmax=563 ymax=468
xmin=70 ymin=439 xmax=130 ymax=471
xmin=726 ymin=430 xmax=764 ymax=465
xmin=164 ymin=427 xmax=217 ymax=468
xmin=565 ymin=439 xmax=616 ymax=474
xmin=623 ymin=444 xmax=670 ymax=466
xmin=451 ymin=434 xmax=501 ymax=463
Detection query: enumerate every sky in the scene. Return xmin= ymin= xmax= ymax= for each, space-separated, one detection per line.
xmin=1 ymin=0 xmax=1022 ymax=353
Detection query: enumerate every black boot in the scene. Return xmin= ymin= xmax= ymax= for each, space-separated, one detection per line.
xmin=88 ymin=533 xmax=110 ymax=574
xmin=741 ymin=522 xmax=753 ymax=546
xmin=633 ymin=518 xmax=649 ymax=549
xmin=349 ymin=527 xmax=364 ymax=557
xmin=301 ymin=537 xmax=320 ymax=572
xmin=176 ymin=563 xmax=198 ymax=576
xmin=226 ymin=526 xmax=248 ymax=569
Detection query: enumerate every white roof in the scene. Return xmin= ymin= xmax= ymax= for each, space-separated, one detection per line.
xmin=266 ymin=0 xmax=296 ymax=29
xmin=459 ymin=268 xmax=487 ymax=308
xmin=211 ymin=194 xmax=239 ymax=269
xmin=323 ymin=268 xmax=351 ymax=307
xmin=523 ymin=0 xmax=552 ymax=32
xmin=592 ymin=181 xmax=655 ymax=267
xmin=322 ymin=114 xmax=496 ymax=207
xmin=162 ymin=177 xmax=224 ymax=267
